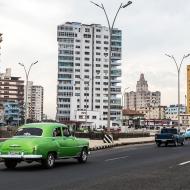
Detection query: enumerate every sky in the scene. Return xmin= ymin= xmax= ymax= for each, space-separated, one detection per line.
xmin=0 ymin=0 xmax=190 ymax=119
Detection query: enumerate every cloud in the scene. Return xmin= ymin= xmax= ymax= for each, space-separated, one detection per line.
xmin=1 ymin=0 xmax=190 ymax=118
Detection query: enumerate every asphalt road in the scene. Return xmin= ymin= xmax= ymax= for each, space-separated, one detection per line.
xmin=1 ymin=142 xmax=190 ymax=190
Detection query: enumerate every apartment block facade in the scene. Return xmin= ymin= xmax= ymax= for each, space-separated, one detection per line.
xmin=56 ymin=22 xmax=122 ymax=128
xmin=0 ymin=68 xmax=24 ymax=124
xmin=165 ymin=104 xmax=186 ymax=121
xmin=25 ymin=81 xmax=44 ymax=121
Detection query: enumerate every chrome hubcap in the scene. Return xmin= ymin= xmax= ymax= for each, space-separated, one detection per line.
xmin=48 ymin=155 xmax=54 ymax=167
xmin=82 ymin=151 xmax=87 ymax=161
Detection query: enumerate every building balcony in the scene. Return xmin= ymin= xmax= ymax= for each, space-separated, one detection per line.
xmin=111 ymin=61 xmax=121 ymax=66
xmin=111 ymin=69 xmax=121 ymax=77
xmin=111 ymin=78 xmax=121 ymax=83
xmin=111 ymin=98 xmax=121 ymax=105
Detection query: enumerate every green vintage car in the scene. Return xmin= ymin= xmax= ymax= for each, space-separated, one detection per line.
xmin=0 ymin=123 xmax=89 ymax=169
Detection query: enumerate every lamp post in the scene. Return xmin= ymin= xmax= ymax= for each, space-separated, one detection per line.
xmin=91 ymin=1 xmax=132 ymax=133
xmin=165 ymin=53 xmax=190 ymax=130
xmin=18 ymin=61 xmax=38 ymax=124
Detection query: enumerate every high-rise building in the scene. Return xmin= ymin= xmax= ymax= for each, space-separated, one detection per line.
xmin=187 ymin=65 xmax=190 ymax=113
xmin=0 ymin=68 xmax=24 ymax=106
xmin=56 ymin=22 xmax=122 ymax=129
xmin=25 ymin=81 xmax=44 ymax=121
xmin=124 ymin=74 xmax=161 ymax=110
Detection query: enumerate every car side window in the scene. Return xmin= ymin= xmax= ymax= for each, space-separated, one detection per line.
xmin=53 ymin=127 xmax=62 ymax=137
xmin=63 ymin=127 xmax=71 ymax=137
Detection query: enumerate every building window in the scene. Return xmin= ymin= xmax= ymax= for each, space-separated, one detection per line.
xmin=85 ymin=28 xmax=90 ymax=32
xmin=96 ymin=58 xmax=101 ymax=62
xmin=84 ymin=34 xmax=91 ymax=38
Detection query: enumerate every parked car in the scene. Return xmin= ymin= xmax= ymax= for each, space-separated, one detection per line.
xmin=155 ymin=127 xmax=185 ymax=147
xmin=183 ymin=128 xmax=190 ymax=139
xmin=0 ymin=123 xmax=89 ymax=169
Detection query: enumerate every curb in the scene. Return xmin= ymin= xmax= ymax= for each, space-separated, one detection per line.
xmin=89 ymin=140 xmax=154 ymax=151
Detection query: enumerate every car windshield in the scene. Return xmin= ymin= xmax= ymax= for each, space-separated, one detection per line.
xmin=15 ymin=128 xmax=43 ymax=136
xmin=161 ymin=128 xmax=177 ymax=134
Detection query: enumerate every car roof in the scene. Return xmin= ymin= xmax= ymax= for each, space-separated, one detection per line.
xmin=21 ymin=122 xmax=67 ymax=129
xmin=19 ymin=123 xmax=68 ymax=137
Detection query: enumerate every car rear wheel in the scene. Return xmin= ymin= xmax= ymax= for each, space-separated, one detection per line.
xmin=4 ymin=160 xmax=17 ymax=169
xmin=77 ymin=148 xmax=88 ymax=163
xmin=42 ymin=153 xmax=55 ymax=169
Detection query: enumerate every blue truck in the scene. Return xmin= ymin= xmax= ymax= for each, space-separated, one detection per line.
xmin=155 ymin=128 xmax=185 ymax=147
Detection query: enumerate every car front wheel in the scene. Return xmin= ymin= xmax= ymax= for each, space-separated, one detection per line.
xmin=42 ymin=153 xmax=55 ymax=169
xmin=4 ymin=160 xmax=17 ymax=169
xmin=77 ymin=148 xmax=88 ymax=163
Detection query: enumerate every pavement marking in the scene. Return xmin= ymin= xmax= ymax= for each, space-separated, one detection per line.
xmin=178 ymin=161 xmax=190 ymax=166
xmin=105 ymin=156 xmax=128 ymax=162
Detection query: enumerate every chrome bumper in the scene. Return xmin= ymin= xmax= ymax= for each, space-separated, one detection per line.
xmin=0 ymin=154 xmax=42 ymax=159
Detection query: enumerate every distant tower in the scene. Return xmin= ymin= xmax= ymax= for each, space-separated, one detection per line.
xmin=136 ymin=73 xmax=148 ymax=92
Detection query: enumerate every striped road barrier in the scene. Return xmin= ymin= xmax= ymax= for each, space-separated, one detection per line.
xmin=103 ymin=134 xmax=113 ymax=143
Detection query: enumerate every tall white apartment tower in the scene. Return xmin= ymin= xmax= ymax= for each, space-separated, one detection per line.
xmin=56 ymin=22 xmax=122 ymax=129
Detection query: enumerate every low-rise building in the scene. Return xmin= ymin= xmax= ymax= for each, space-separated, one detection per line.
xmin=122 ymin=109 xmax=145 ymax=127
xmin=138 ymin=106 xmax=166 ymax=120
xmin=180 ymin=114 xmax=190 ymax=127
xmin=165 ymin=104 xmax=186 ymax=121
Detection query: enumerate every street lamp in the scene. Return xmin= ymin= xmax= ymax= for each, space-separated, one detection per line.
xmin=165 ymin=53 xmax=190 ymax=130
xmin=18 ymin=61 xmax=38 ymax=124
xmin=91 ymin=1 xmax=132 ymax=133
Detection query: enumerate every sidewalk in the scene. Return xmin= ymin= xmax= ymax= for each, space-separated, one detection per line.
xmin=89 ymin=137 xmax=155 ymax=151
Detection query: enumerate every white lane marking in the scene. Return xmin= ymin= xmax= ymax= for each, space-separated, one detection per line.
xmin=178 ymin=160 xmax=190 ymax=166
xmin=105 ymin=156 xmax=128 ymax=162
